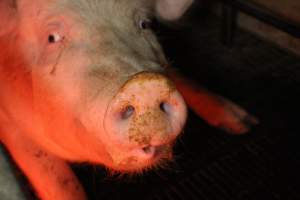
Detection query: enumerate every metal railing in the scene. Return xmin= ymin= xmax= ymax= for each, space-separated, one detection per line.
xmin=221 ymin=0 xmax=300 ymax=45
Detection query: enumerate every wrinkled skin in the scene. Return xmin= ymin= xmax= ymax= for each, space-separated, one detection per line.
xmin=0 ymin=0 xmax=258 ymax=199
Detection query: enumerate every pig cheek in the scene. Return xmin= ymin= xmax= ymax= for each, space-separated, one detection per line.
xmin=32 ymin=48 xmax=91 ymax=109
xmin=29 ymin=57 xmax=93 ymax=152
xmin=76 ymin=89 xmax=123 ymax=164
xmin=31 ymin=70 xmax=80 ymax=113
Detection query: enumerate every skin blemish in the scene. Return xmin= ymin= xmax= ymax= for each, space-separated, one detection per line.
xmin=34 ymin=150 xmax=48 ymax=158
xmin=49 ymin=36 xmax=67 ymax=75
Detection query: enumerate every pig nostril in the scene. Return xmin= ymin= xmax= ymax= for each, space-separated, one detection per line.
xmin=120 ymin=105 xmax=135 ymax=120
xmin=142 ymin=146 xmax=154 ymax=154
xmin=160 ymin=102 xmax=172 ymax=114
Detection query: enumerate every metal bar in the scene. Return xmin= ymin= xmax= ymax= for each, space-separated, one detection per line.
xmin=222 ymin=0 xmax=300 ymax=39
xmin=221 ymin=4 xmax=238 ymax=46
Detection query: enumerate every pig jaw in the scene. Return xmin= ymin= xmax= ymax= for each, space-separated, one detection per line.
xmin=102 ymin=72 xmax=187 ymax=172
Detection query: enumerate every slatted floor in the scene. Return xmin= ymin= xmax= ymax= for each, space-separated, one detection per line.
xmin=150 ymin=135 xmax=296 ymax=200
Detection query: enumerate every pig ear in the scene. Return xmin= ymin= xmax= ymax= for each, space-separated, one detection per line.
xmin=155 ymin=0 xmax=194 ymax=21
xmin=0 ymin=0 xmax=18 ymax=36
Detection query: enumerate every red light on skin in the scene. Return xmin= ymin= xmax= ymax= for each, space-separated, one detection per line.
xmin=0 ymin=37 xmax=87 ymax=199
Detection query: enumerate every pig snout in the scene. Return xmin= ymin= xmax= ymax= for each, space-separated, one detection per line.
xmin=104 ymin=72 xmax=187 ymax=163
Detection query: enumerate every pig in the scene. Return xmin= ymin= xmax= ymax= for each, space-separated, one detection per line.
xmin=0 ymin=0 xmax=258 ymax=199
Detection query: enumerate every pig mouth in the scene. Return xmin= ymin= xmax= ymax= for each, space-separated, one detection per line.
xmin=107 ymin=144 xmax=174 ymax=174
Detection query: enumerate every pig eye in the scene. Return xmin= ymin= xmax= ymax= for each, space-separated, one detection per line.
xmin=48 ymin=33 xmax=63 ymax=44
xmin=138 ymin=19 xmax=152 ymax=30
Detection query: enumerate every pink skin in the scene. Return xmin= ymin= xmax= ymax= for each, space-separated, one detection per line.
xmin=0 ymin=0 xmax=257 ymax=199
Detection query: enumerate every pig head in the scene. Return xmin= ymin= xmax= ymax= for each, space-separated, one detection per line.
xmin=0 ymin=0 xmax=195 ymax=174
